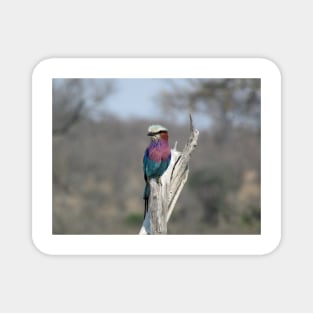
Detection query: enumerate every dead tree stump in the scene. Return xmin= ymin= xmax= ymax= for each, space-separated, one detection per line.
xmin=139 ymin=115 xmax=199 ymax=235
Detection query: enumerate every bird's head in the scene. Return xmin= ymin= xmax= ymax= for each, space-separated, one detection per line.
xmin=147 ymin=124 xmax=169 ymax=141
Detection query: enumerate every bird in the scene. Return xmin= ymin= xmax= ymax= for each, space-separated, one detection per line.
xmin=143 ymin=124 xmax=171 ymax=219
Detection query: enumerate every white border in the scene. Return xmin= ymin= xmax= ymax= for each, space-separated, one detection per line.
xmin=32 ymin=58 xmax=281 ymax=255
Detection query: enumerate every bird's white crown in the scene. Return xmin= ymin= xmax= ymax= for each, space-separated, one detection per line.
xmin=148 ymin=124 xmax=168 ymax=134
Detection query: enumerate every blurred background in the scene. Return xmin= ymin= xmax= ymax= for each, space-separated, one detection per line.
xmin=53 ymin=78 xmax=260 ymax=234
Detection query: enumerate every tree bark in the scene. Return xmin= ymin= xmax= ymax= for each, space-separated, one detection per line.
xmin=139 ymin=115 xmax=199 ymax=235
xmin=149 ymin=180 xmax=167 ymax=234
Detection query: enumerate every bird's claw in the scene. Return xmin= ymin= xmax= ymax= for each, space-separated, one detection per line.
xmin=156 ymin=177 xmax=162 ymax=186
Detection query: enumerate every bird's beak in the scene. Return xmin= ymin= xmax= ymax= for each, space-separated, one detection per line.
xmin=147 ymin=132 xmax=153 ymax=136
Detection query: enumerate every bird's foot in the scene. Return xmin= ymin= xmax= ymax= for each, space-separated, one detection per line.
xmin=156 ymin=177 xmax=162 ymax=186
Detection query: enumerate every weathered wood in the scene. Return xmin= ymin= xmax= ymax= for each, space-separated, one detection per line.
xmin=139 ymin=115 xmax=199 ymax=235
xmin=149 ymin=180 xmax=167 ymax=234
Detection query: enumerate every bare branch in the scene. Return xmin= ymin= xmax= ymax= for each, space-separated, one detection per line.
xmin=189 ymin=112 xmax=194 ymax=132
xmin=149 ymin=180 xmax=167 ymax=234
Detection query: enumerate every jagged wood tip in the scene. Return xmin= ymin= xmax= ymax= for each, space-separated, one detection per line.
xmin=189 ymin=113 xmax=194 ymax=133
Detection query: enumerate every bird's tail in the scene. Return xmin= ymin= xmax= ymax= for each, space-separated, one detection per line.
xmin=143 ymin=182 xmax=150 ymax=219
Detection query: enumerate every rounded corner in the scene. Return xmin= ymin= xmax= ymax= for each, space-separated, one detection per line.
xmin=260 ymin=233 xmax=282 ymax=256
xmin=32 ymin=57 xmax=56 ymax=79
xmin=257 ymin=57 xmax=282 ymax=79
xmin=31 ymin=234 xmax=54 ymax=256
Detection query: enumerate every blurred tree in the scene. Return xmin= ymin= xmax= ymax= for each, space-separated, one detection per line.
xmin=53 ymin=79 xmax=115 ymax=197
xmin=53 ymin=79 xmax=115 ymax=136
xmin=157 ymin=79 xmax=261 ymax=233
xmin=159 ymin=79 xmax=260 ymax=143
xmin=190 ymin=165 xmax=241 ymax=225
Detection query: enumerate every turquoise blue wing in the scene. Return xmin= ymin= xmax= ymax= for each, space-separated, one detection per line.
xmin=145 ymin=158 xmax=161 ymax=179
xmin=143 ymin=149 xmax=161 ymax=179
xmin=157 ymin=153 xmax=171 ymax=177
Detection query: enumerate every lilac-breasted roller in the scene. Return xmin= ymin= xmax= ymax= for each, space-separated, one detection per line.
xmin=143 ymin=124 xmax=171 ymax=218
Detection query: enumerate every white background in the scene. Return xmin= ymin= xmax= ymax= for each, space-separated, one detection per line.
xmin=0 ymin=1 xmax=311 ymax=312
